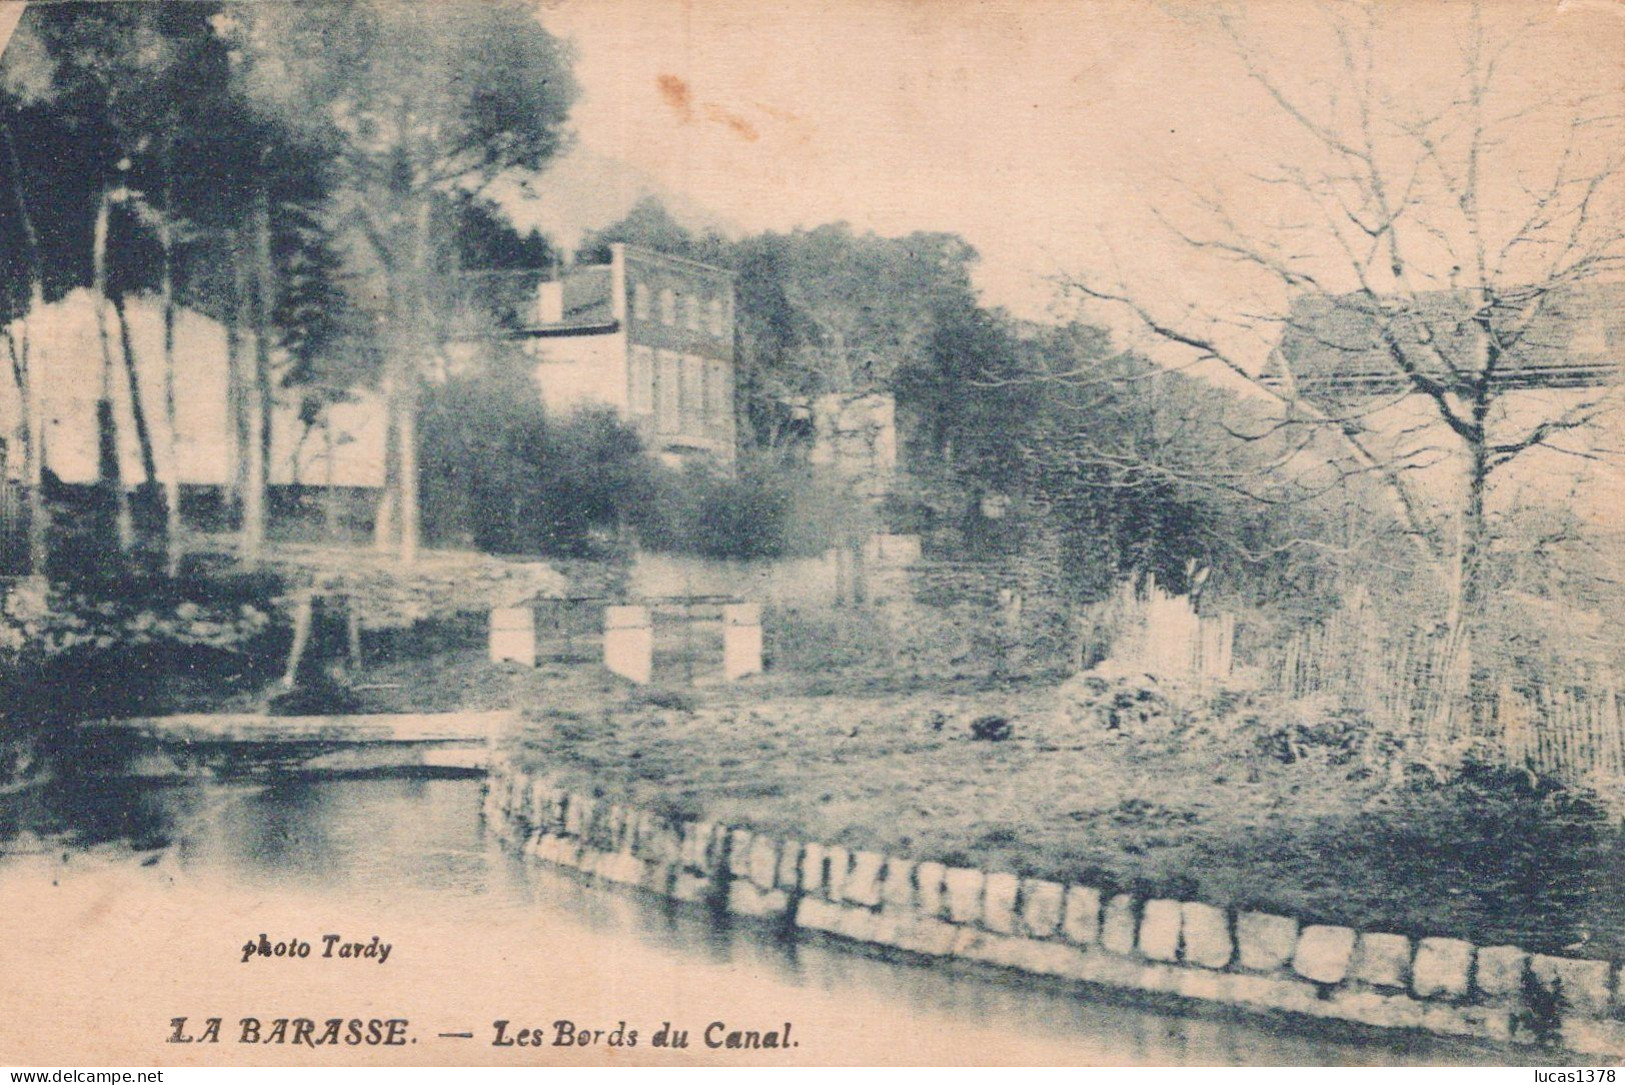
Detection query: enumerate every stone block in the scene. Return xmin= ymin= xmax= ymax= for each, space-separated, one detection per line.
xmin=641 ymin=860 xmax=674 ymax=894
xmin=671 ymin=871 xmax=711 ymax=903
xmin=794 ymin=896 xmax=841 ymax=933
xmin=1061 ymin=886 xmax=1102 ymax=946
xmin=1350 ymin=932 xmax=1412 ymax=990
xmin=563 ymin=794 xmax=592 ymax=838
xmin=489 ymin=606 xmax=536 ymax=665
xmin=1473 ymin=944 xmax=1529 ymax=1000
xmin=943 ymin=867 xmax=985 ymax=925
xmin=832 ymin=903 xmax=884 ymax=943
xmin=1221 ymin=971 xmax=1324 ymax=1017
xmin=1420 ymin=1002 xmax=1511 ymax=1042
xmin=1138 ymin=899 xmax=1183 ymax=961
xmin=596 ymin=805 xmax=621 ymax=850
xmin=915 ymin=862 xmax=947 ymax=919
xmin=603 ymin=606 xmax=653 ymax=684
xmin=1530 ymin=954 xmax=1614 ymax=1016
xmin=1172 ymin=967 xmax=1228 ymax=1002
xmin=606 ymin=852 xmax=647 ymax=885
xmin=1180 ymin=901 xmax=1233 ymax=969
xmin=799 ymin=842 xmax=826 ymax=896
xmin=1559 ymin=1017 xmax=1625 ymax=1058
xmin=1412 ymin=937 xmax=1474 ymax=1000
xmin=952 ymin=928 xmax=1056 ymax=973
xmin=893 ymin=915 xmax=960 ymax=958
xmin=538 ymin=790 xmax=565 ymax=832
xmin=680 ymin=820 xmax=714 ymax=872
xmin=576 ymin=848 xmax=601 ymax=877
xmin=1100 ymin=893 xmax=1139 ymax=956
xmin=1133 ymin=961 xmax=1185 ymax=997
xmin=747 ymin=835 xmax=779 ymax=890
xmin=982 ymin=872 xmax=1020 ymax=934
xmin=635 ymin=816 xmax=680 ymax=864
xmin=824 ymin=846 xmax=852 ymax=902
xmin=728 ymin=878 xmax=789 ymax=918
xmin=1292 ymin=924 xmax=1356 ymax=984
xmin=1018 ymin=879 xmax=1065 ymax=939
xmin=1236 ymin=912 xmax=1299 ymax=972
xmin=866 ymin=911 xmax=904 ymax=948
xmin=1058 ymin=946 xmax=1143 ymax=989
xmin=775 ymin=839 xmax=803 ymax=891
xmin=843 ymin=850 xmax=886 ymax=907
xmin=1323 ymin=988 xmax=1426 ymax=1030
xmin=522 ymin=780 xmax=546 ymax=825
xmin=722 ymin=609 xmax=763 ymax=681
xmin=726 ymin=828 xmax=753 ymax=877
xmin=880 ymin=856 xmax=915 ymax=909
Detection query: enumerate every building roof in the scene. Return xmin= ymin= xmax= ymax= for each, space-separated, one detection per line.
xmin=1271 ymin=280 xmax=1625 ymax=395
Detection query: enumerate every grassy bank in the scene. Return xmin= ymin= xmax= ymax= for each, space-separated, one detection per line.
xmin=444 ymin=654 xmax=1625 ymax=962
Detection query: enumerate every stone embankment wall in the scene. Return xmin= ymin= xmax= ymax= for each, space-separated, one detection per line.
xmin=484 ymin=758 xmax=1625 ymax=1057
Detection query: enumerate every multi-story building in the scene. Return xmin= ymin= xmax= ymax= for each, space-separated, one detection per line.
xmin=516 ymin=243 xmax=736 ymax=466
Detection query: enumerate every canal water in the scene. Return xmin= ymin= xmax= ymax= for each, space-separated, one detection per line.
xmin=0 ymin=766 xmax=1507 ymax=1066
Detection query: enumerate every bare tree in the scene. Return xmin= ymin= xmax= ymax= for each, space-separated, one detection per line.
xmin=1064 ymin=2 xmax=1625 ymax=644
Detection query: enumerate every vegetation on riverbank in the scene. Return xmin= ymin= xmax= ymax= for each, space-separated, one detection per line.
xmin=452 ymin=651 xmax=1625 ymax=962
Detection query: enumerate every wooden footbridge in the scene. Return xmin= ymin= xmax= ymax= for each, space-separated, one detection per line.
xmin=77 ymin=710 xmax=514 ymax=777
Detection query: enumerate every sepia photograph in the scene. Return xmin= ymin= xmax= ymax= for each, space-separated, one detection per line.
xmin=0 ymin=0 xmax=1621 ymax=1070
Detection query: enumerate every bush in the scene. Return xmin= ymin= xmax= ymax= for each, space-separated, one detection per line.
xmin=635 ymin=452 xmax=861 ymax=561
xmin=420 ymin=364 xmax=659 ymax=557
xmin=0 ymin=573 xmax=286 ymax=725
xmin=763 ymin=604 xmax=898 ymax=674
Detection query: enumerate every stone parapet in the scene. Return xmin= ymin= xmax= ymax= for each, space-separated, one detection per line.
xmin=482 ymin=758 xmax=1622 ymax=1057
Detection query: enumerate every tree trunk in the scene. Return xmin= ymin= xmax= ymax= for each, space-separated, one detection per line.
xmin=1449 ymin=433 xmax=1493 ymax=730
xmin=240 ymin=167 xmax=275 ymax=564
xmin=91 ymin=185 xmax=134 ymax=553
xmin=372 ymin=372 xmax=398 ymax=553
xmin=158 ymin=155 xmax=182 ymax=576
xmin=397 ymin=382 xmax=420 ymax=565
xmin=2 ymin=123 xmax=48 ymax=575
xmin=396 ymin=196 xmax=433 ymax=568
xmin=254 ymin=162 xmax=275 ymax=533
xmin=112 ymin=294 xmax=160 ymax=496
xmin=227 ymin=241 xmax=248 ymax=526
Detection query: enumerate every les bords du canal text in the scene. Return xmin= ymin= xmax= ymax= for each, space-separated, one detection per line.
xmin=166 ymin=1018 xmax=798 ymax=1050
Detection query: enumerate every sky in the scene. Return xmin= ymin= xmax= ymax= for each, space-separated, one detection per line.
xmin=511 ymin=0 xmax=1625 ymax=370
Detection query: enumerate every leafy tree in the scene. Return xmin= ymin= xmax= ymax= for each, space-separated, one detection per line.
xmin=419 ymin=361 xmax=654 ymax=557
xmin=233 ymin=0 xmax=579 ymax=566
xmin=1 ymin=2 xmax=351 ymax=570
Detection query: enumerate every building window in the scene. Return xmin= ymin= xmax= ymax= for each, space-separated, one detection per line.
xmin=686 ymin=293 xmax=702 ymax=332
xmin=682 ymin=354 xmax=705 ymax=433
xmin=707 ymin=361 xmax=730 ymax=426
xmin=657 ymin=350 xmax=680 ymax=431
xmin=659 ymin=288 xmax=676 ymax=325
xmin=632 ymin=282 xmax=650 ymax=321
xmin=707 ymin=298 xmax=725 ymax=337
xmin=630 ymin=346 xmax=655 ymax=416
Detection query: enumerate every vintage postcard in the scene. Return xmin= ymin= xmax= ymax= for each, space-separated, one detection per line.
xmin=0 ymin=0 xmax=1621 ymax=1070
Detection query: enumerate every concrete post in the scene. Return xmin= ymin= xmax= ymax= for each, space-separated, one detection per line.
xmin=489 ymin=606 xmax=537 ymax=666
xmin=605 ymin=605 xmax=653 ymax=684
xmin=722 ymin=602 xmax=763 ymax=681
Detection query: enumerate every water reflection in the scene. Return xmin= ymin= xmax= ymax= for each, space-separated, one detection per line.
xmin=4 ymin=754 xmax=1507 ymax=1066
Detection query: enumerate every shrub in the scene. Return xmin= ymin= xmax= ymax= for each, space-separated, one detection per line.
xmin=635 ymin=452 xmax=860 ymax=561
xmin=420 ymin=366 xmax=659 ymax=557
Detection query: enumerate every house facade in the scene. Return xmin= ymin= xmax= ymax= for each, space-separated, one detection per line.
xmin=517 ymin=244 xmax=737 ymax=466
xmin=0 ymin=289 xmax=385 ymax=493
